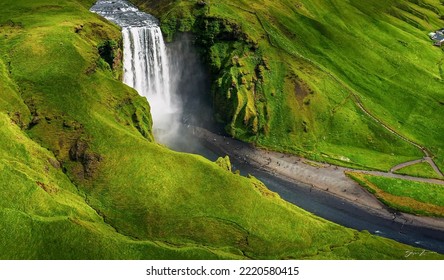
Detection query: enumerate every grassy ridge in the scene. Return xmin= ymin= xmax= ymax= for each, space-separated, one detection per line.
xmin=0 ymin=112 xmax=225 ymax=259
xmin=134 ymin=0 xmax=444 ymax=173
xmin=0 ymin=0 xmax=442 ymax=259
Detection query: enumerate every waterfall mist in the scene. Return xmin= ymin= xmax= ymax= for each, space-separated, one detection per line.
xmin=164 ymin=33 xmax=221 ymax=151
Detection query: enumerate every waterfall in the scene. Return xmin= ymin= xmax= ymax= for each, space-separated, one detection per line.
xmin=122 ymin=26 xmax=176 ymax=136
xmin=122 ymin=27 xmax=171 ymax=103
xmin=90 ymin=0 xmax=178 ymax=142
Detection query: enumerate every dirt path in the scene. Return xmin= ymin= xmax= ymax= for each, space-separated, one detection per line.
xmin=193 ymin=126 xmax=444 ymax=232
xmin=390 ymin=159 xmax=424 ymax=172
xmin=424 ymin=157 xmax=444 ymax=177
xmin=389 ymin=157 xmax=444 ymax=178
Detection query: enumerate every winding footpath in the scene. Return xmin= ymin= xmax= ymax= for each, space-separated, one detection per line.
xmin=390 ymin=157 xmax=444 ymax=178
xmin=390 ymin=159 xmax=425 ymax=173
xmin=354 ymin=96 xmax=444 ymax=178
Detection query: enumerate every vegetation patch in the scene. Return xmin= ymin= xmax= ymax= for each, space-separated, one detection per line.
xmin=215 ymin=155 xmax=232 ymax=172
xmin=347 ymin=171 xmax=444 ymax=217
xmin=97 ymin=39 xmax=123 ymax=79
xmin=395 ymin=161 xmax=444 ymax=179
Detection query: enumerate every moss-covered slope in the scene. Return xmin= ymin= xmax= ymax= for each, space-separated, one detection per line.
xmin=134 ymin=0 xmax=444 ymax=172
xmin=0 ymin=0 xmax=442 ymax=259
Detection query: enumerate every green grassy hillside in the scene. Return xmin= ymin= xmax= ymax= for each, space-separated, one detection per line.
xmin=134 ymin=0 xmax=444 ymax=172
xmin=0 ymin=0 xmax=442 ymax=259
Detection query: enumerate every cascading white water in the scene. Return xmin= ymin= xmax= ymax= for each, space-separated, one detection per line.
xmin=122 ymin=26 xmax=176 ymax=137
xmin=122 ymin=27 xmax=171 ymax=102
xmin=91 ymin=0 xmax=179 ymax=142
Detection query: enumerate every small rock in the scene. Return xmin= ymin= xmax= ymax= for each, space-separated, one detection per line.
xmin=48 ymin=158 xmax=61 ymax=169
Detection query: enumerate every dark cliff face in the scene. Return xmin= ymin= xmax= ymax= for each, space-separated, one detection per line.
xmin=97 ymin=39 xmax=124 ymax=79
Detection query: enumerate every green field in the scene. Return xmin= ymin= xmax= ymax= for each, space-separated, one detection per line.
xmin=395 ymin=161 xmax=444 ymax=179
xmin=0 ymin=0 xmax=443 ymax=259
xmin=134 ymin=0 xmax=444 ymax=173
xmin=347 ymin=172 xmax=444 ymax=217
